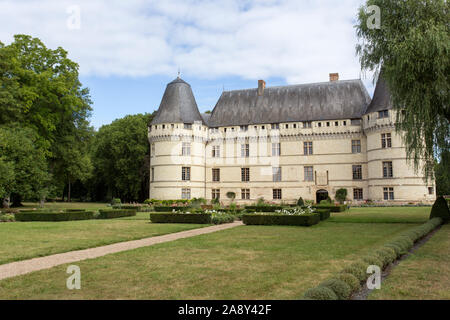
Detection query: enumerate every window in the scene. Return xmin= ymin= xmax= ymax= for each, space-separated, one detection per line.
xmin=353 ymin=188 xmax=363 ymax=200
xmin=162 ymin=124 xmax=165 ymax=129
xmin=212 ymin=146 xmax=220 ymax=158
xmin=182 ymin=142 xmax=191 ymax=156
xmin=352 ymin=140 xmax=361 ymax=153
xmin=293 ymin=124 xmax=297 ymax=129
xmin=241 ymin=189 xmax=250 ymax=200
xmin=304 ymin=166 xmax=314 ymax=181
xmin=352 ymin=165 xmax=362 ymax=180
xmin=240 ymin=125 xmax=248 ymax=132
xmin=261 ymin=125 xmax=265 ymax=130
xmin=273 ymin=167 xmax=282 ymax=182
xmin=182 ymin=167 xmax=191 ymax=181
xmin=428 ymin=187 xmax=434 ymax=195
xmin=212 ymin=169 xmax=220 ymax=182
xmin=151 ymin=143 xmax=155 ymax=157
xmin=285 ymin=124 xmax=289 ymax=129
xmin=318 ymin=122 xmax=322 ymax=127
xmin=181 ymin=188 xmax=191 ymax=200
xmin=184 ymin=123 xmax=192 ymax=129
xmin=335 ymin=121 xmax=339 ymax=126
xmin=351 ymin=119 xmax=361 ymax=126
xmin=304 ymin=141 xmax=313 ymax=155
xmin=303 ymin=121 xmax=312 ymax=128
xmin=383 ymin=161 xmax=393 ymax=178
xmin=381 ymin=133 xmax=392 ymax=148
xmin=273 ymin=189 xmax=282 ymax=200
xmin=151 ymin=168 xmax=154 ymax=182
xmin=241 ymin=168 xmax=250 ymax=182
xmin=212 ymin=189 xmax=220 ymax=200
xmin=241 ymin=144 xmax=249 ymax=158
xmin=383 ymin=187 xmax=394 ymax=200
xmin=171 ymin=124 xmax=174 ymax=129
xmin=343 ymin=121 xmax=347 ymax=126
xmin=271 ymin=123 xmax=280 ymax=130
xmin=272 ymin=143 xmax=281 ymax=156
xmin=326 ymin=122 xmax=330 ymax=127
xmin=378 ymin=110 xmax=389 ymax=119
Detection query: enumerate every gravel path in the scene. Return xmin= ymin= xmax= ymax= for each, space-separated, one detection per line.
xmin=0 ymin=221 xmax=243 ymax=281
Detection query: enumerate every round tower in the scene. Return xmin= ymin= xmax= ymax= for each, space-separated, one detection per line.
xmin=148 ymin=77 xmax=208 ymax=200
xmin=363 ymin=75 xmax=435 ymax=203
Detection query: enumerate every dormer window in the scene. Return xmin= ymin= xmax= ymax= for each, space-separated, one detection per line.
xmin=240 ymin=125 xmax=248 ymax=132
xmin=271 ymin=124 xmax=280 ymax=130
xmin=378 ymin=110 xmax=389 ymax=119
xmin=184 ymin=123 xmax=192 ymax=129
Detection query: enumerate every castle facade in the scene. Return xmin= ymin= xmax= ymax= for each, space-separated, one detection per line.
xmin=148 ymin=73 xmax=435 ymax=204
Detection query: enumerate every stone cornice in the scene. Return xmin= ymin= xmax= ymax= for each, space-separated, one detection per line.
xmin=363 ymin=123 xmax=396 ymax=134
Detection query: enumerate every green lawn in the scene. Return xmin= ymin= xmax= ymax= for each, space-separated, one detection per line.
xmin=330 ymin=206 xmax=431 ymax=224
xmin=0 ymin=212 xmax=208 ymax=265
xmin=0 ymin=221 xmax=420 ymax=300
xmin=369 ymin=224 xmax=450 ymax=300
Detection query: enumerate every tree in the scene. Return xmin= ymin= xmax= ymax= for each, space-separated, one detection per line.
xmin=335 ymin=188 xmax=348 ymax=204
xmin=0 ymin=35 xmax=93 ymax=200
xmin=355 ymin=0 xmax=449 ymax=179
xmin=0 ymin=126 xmax=51 ymax=207
xmin=435 ymin=151 xmax=450 ymax=196
xmin=91 ymin=114 xmax=152 ymax=202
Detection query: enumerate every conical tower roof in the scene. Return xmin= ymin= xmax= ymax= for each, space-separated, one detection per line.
xmin=364 ymin=72 xmax=393 ymax=114
xmin=151 ymin=77 xmax=204 ymax=125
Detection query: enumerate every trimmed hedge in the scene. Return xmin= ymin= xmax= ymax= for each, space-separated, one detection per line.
xmin=64 ymin=209 xmax=86 ymax=212
xmin=319 ymin=278 xmax=351 ymax=300
xmin=312 ymin=204 xmax=347 ymax=212
xmin=304 ymin=217 xmax=444 ymax=300
xmin=429 ymin=196 xmax=450 ymax=223
xmin=15 ymin=211 xmax=95 ymax=222
xmin=211 ymin=214 xmax=235 ymax=225
xmin=150 ymin=213 xmax=212 ymax=224
xmin=98 ymin=209 xmax=137 ymax=219
xmin=244 ymin=206 xmax=284 ymax=212
xmin=242 ymin=213 xmax=320 ymax=226
xmin=154 ymin=206 xmax=185 ymax=212
xmin=314 ymin=209 xmax=331 ymax=221
xmin=303 ymin=286 xmax=338 ymax=300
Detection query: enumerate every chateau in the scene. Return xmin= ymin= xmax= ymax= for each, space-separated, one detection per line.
xmin=148 ymin=73 xmax=435 ymax=204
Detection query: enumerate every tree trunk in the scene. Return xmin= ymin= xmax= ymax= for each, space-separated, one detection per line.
xmin=68 ymin=179 xmax=71 ymax=203
xmin=2 ymin=196 xmax=10 ymax=209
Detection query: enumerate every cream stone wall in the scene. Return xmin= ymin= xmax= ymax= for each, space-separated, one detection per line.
xmin=149 ymin=113 xmax=435 ymax=204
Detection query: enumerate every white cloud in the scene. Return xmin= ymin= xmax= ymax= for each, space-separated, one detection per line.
xmin=0 ymin=0 xmax=373 ymax=85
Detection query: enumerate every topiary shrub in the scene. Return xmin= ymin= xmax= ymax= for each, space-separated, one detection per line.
xmin=361 ymin=254 xmax=383 ymax=269
xmin=373 ymin=247 xmax=396 ymax=268
xmin=429 ymin=196 xmax=450 ymax=223
xmin=297 ymin=197 xmax=305 ymax=206
xmin=335 ymin=273 xmax=360 ymax=293
xmin=303 ymin=286 xmax=338 ymax=300
xmin=319 ymin=278 xmax=351 ymax=300
xmin=335 ymin=188 xmax=348 ymax=204
xmin=383 ymin=243 xmax=402 ymax=257
xmin=341 ymin=261 xmax=367 ymax=282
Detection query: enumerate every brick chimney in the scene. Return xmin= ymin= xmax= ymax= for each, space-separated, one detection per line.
xmin=329 ymin=73 xmax=339 ymax=82
xmin=258 ymin=80 xmax=266 ymax=96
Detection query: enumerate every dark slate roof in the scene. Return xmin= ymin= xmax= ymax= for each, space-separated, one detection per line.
xmin=151 ymin=77 xmax=204 ymax=125
xmin=364 ymin=74 xmax=393 ymax=114
xmin=201 ymin=113 xmax=211 ymax=125
xmin=207 ymin=79 xmax=371 ymax=127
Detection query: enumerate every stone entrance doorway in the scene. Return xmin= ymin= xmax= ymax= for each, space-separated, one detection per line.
xmin=316 ymin=189 xmax=329 ymax=204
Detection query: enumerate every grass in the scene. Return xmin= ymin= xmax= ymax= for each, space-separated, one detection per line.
xmin=329 ymin=206 xmax=431 ymax=224
xmin=369 ymin=224 xmax=450 ymax=300
xmin=0 ymin=221 xmax=420 ymax=300
xmin=0 ymin=212 xmax=208 ymax=265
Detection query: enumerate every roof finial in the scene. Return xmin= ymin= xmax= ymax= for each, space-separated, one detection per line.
xmin=177 ymin=67 xmax=181 ymax=78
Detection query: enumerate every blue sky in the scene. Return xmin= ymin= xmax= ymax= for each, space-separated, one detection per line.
xmin=0 ymin=0 xmax=374 ymax=129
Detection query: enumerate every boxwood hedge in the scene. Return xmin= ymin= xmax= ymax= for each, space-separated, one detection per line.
xmin=150 ymin=213 xmax=212 ymax=224
xmin=98 ymin=209 xmax=137 ymax=219
xmin=242 ymin=213 xmax=320 ymax=226
xmin=244 ymin=206 xmax=284 ymax=212
xmin=312 ymin=204 xmax=347 ymax=212
xmin=303 ymin=286 xmax=338 ymax=300
xmin=319 ymin=278 xmax=351 ymax=300
xmin=15 ymin=211 xmax=95 ymax=222
xmin=314 ymin=209 xmax=331 ymax=221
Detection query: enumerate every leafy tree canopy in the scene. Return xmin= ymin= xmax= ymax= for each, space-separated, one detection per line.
xmin=356 ymin=0 xmax=449 ymax=179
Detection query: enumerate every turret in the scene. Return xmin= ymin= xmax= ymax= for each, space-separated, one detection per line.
xmin=148 ymin=77 xmax=208 ymax=200
xmin=363 ymin=74 xmax=435 ymax=202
